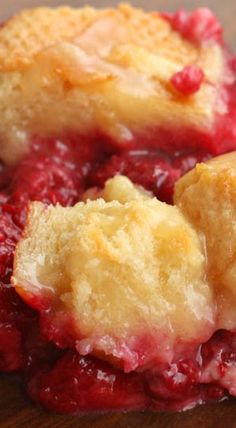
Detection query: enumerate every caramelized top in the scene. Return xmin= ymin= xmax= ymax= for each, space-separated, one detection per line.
xmin=0 ymin=4 xmax=200 ymax=72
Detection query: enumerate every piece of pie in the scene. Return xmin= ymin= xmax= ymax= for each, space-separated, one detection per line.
xmin=0 ymin=3 xmax=236 ymax=415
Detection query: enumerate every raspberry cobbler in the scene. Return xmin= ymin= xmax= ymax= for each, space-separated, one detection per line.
xmin=1 ymin=4 xmax=236 ymax=415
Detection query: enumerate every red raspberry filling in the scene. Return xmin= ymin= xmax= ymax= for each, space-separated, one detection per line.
xmin=0 ymin=138 xmax=98 ymax=373
xmin=28 ymin=352 xmax=148 ymax=414
xmin=171 ymin=65 xmax=204 ymax=96
xmin=27 ymin=331 xmax=234 ymax=414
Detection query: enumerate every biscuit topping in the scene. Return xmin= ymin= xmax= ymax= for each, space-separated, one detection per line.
xmin=12 ymin=176 xmax=214 ymax=371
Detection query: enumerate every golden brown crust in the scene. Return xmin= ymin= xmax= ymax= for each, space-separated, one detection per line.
xmin=0 ymin=4 xmax=193 ymax=72
xmin=0 ymin=6 xmax=97 ymax=71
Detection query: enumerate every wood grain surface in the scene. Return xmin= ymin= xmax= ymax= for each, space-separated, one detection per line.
xmin=1 ymin=1 xmax=236 ymax=427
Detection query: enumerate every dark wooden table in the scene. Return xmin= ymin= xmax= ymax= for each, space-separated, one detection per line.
xmin=1 ymin=1 xmax=236 ymax=427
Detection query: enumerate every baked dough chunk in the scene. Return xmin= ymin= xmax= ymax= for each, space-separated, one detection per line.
xmin=12 ymin=176 xmax=214 ymax=372
xmin=82 ymin=175 xmax=151 ymax=203
xmin=0 ymin=4 xmax=231 ymax=164
xmin=175 ymin=152 xmax=236 ymax=331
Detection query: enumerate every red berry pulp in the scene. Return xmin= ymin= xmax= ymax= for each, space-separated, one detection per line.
xmin=171 ymin=65 xmax=204 ymax=96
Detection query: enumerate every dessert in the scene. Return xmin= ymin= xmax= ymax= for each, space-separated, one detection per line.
xmin=0 ymin=2 xmax=236 ymax=416
xmin=12 ymin=156 xmax=236 ymax=412
xmin=13 ymin=177 xmax=214 ymax=372
xmin=0 ymin=4 xmax=236 ymax=165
